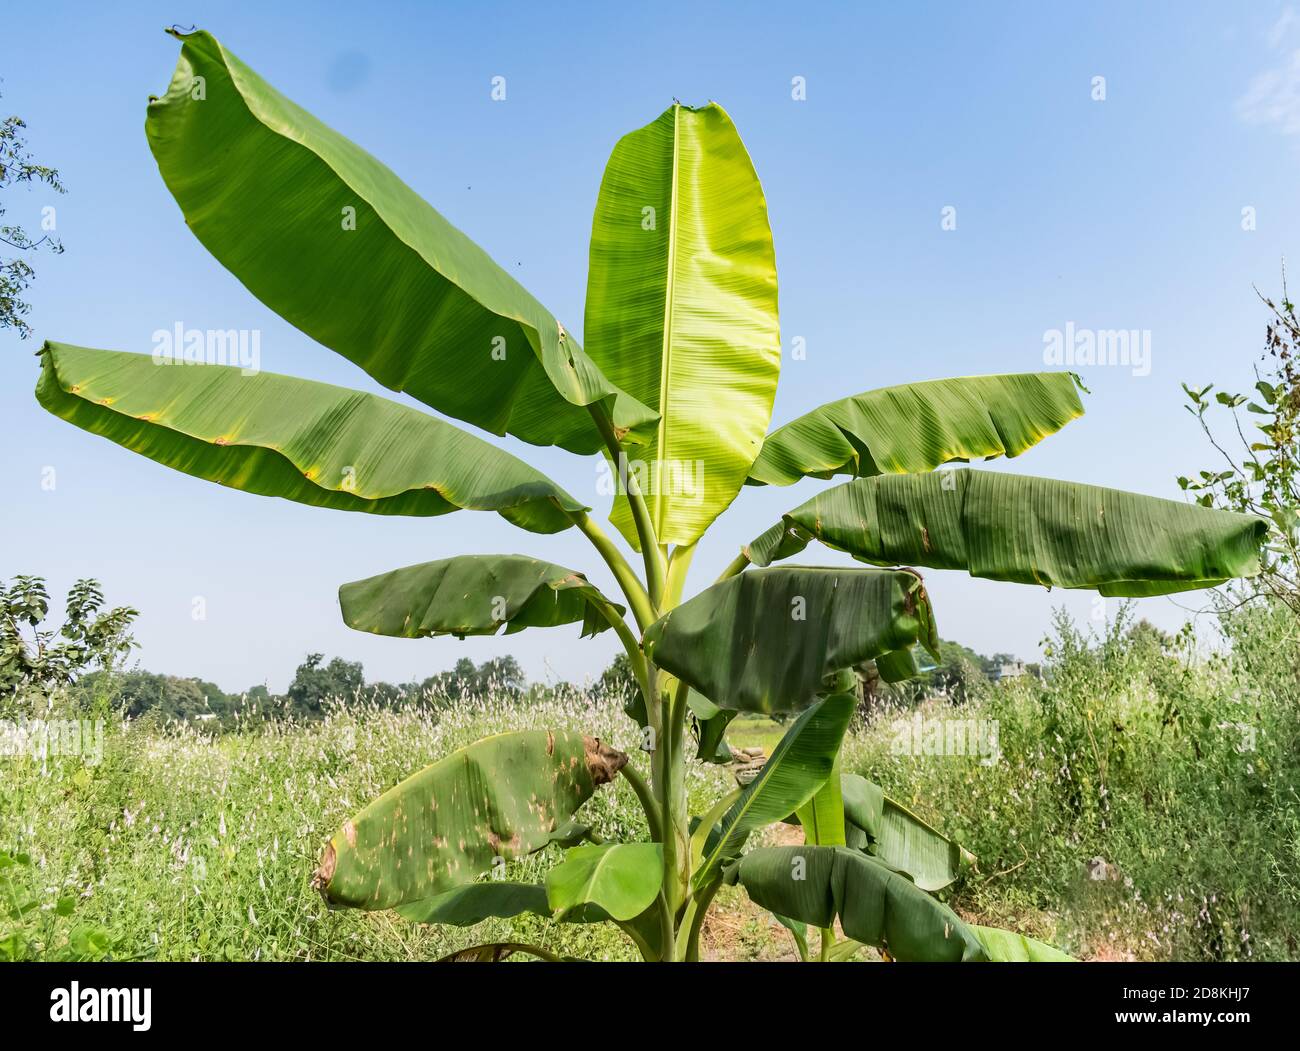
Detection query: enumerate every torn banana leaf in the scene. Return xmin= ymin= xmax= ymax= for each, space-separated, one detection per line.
xmin=315 ymin=731 xmax=627 ymax=910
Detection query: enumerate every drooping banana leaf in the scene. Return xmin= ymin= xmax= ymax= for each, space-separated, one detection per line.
xmin=397 ymin=881 xmax=611 ymax=926
xmin=544 ymin=843 xmax=664 ymax=922
xmin=724 ymin=846 xmax=989 ymax=961
xmin=339 ymin=556 xmax=625 ymax=640
xmin=748 ymin=372 xmax=1085 ymax=486
xmin=37 ymin=343 xmax=583 ymax=534
xmin=435 ymin=942 xmax=558 ymax=963
xmin=146 ymin=29 xmax=655 ymax=454
xmin=840 ymin=774 xmax=972 ymax=892
xmin=315 ymin=731 xmax=627 ymax=910
xmin=398 ymin=880 xmax=663 ymax=957
xmin=746 ymin=469 xmax=1268 ymax=595
xmin=397 ymin=882 xmax=554 ymax=925
xmin=643 ymin=567 xmax=939 ymax=714
xmin=970 ymin=924 xmax=1075 ymax=961
xmin=584 ymin=102 xmax=780 ymax=546
xmin=693 ymin=694 xmax=853 ymax=891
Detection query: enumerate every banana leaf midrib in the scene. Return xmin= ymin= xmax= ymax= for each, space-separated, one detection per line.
xmin=653 ymin=102 xmax=683 ymax=537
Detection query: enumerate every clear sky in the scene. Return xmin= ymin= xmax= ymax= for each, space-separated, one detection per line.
xmin=3 ymin=1 xmax=1298 ymax=693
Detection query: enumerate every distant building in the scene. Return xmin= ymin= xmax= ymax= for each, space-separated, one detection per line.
xmin=991 ymin=660 xmax=1027 ymax=683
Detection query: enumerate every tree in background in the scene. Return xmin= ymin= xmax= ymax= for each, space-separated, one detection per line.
xmin=1182 ymin=276 xmax=1300 ymax=615
xmin=286 ymin=653 xmax=364 ymax=717
xmin=0 ymin=576 xmax=136 ymax=702
xmin=1 ymin=88 xmax=65 ymax=339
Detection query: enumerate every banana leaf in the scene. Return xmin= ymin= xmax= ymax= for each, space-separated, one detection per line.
xmin=37 ymin=343 xmax=582 ymax=534
xmin=749 ymin=372 xmax=1084 ymax=485
xmin=315 ymin=731 xmax=627 ymax=910
xmin=643 ymin=567 xmax=939 ymax=714
xmin=747 ymin=468 xmax=1267 ymax=595
xmin=339 ymin=556 xmax=625 ymax=640
xmin=585 ymin=102 xmax=780 ymax=545
xmin=146 ymin=29 xmax=655 ymax=454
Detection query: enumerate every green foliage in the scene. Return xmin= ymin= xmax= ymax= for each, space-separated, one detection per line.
xmin=0 ymin=576 xmax=137 ymax=702
xmin=841 ymin=600 xmax=1300 ymax=961
xmin=35 ymin=28 xmax=1269 ymax=962
xmin=1 ymin=90 xmax=65 ymax=339
xmin=1181 ymin=279 xmax=1300 ymax=615
xmin=287 ymin=654 xmax=363 ymax=718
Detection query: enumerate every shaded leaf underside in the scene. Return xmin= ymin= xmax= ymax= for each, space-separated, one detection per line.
xmin=339 ymin=555 xmax=624 ymax=640
xmin=644 ymin=567 xmax=939 ymax=714
xmin=747 ymin=468 xmax=1267 ymax=596
xmin=37 ymin=343 xmax=584 ymax=534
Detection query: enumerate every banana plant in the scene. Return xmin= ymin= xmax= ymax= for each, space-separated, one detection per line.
xmin=38 ymin=28 xmax=1270 ymax=962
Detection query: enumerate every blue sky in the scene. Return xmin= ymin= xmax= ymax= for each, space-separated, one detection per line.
xmin=3 ymin=1 xmax=1298 ymax=692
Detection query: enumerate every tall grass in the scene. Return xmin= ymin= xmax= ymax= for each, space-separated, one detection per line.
xmin=842 ymin=601 xmax=1300 ymax=961
xmin=3 ymin=603 xmax=1298 ymax=961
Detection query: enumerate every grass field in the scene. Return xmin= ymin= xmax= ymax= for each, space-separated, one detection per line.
xmin=4 ymin=601 xmax=1299 ymax=962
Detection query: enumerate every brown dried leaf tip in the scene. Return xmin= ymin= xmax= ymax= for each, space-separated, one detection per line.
xmin=583 ymin=736 xmax=628 ymax=785
xmin=311 ymin=840 xmax=337 ymax=897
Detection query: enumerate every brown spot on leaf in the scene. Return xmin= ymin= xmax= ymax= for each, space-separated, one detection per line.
xmin=921 ymin=526 xmax=931 ymax=552
xmin=583 ymin=735 xmax=628 ymax=785
xmin=343 ymin=820 xmax=357 ymax=848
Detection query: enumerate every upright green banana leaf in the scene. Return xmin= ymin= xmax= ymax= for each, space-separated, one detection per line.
xmin=748 ymin=372 xmax=1085 ymax=486
xmin=643 ymin=567 xmax=939 ymax=714
xmin=747 ymin=469 xmax=1268 ymax=595
xmin=724 ymin=846 xmax=988 ymax=961
xmin=146 ymin=29 xmax=655 ymax=454
xmin=694 ymin=695 xmax=853 ymax=890
xmin=584 ymin=102 xmax=780 ymax=546
xmin=339 ymin=556 xmax=624 ymax=640
xmin=37 ymin=343 xmax=583 ymax=534
xmin=315 ymin=731 xmax=627 ymax=910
